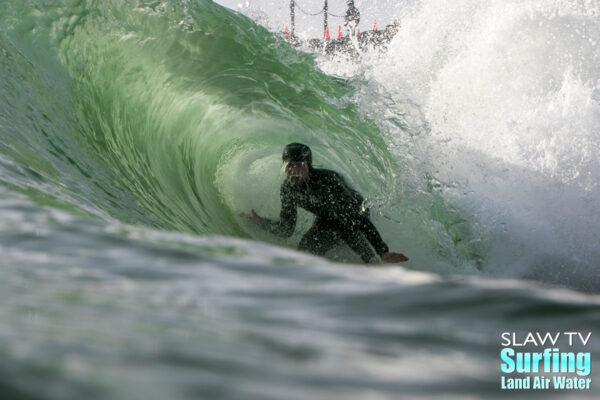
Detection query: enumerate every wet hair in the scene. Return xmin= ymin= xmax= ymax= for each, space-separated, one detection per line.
xmin=282 ymin=143 xmax=312 ymax=166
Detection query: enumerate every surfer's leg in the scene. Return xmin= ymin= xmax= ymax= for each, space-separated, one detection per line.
xmin=298 ymin=221 xmax=340 ymax=256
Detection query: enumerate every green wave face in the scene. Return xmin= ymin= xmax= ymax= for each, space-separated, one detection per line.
xmin=0 ymin=0 xmax=396 ymax=237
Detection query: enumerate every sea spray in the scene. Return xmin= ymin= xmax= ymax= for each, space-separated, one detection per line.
xmin=345 ymin=0 xmax=600 ymax=288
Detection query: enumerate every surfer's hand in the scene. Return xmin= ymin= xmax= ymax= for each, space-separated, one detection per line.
xmin=381 ymin=252 xmax=409 ymax=263
xmin=241 ymin=209 xmax=265 ymax=224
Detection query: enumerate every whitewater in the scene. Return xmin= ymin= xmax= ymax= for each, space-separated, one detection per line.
xmin=0 ymin=0 xmax=598 ymax=399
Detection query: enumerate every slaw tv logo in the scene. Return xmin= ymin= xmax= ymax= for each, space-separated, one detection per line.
xmin=500 ymin=332 xmax=592 ymax=390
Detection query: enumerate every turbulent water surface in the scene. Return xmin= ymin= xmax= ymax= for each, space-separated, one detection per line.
xmin=1 ymin=0 xmax=599 ymax=399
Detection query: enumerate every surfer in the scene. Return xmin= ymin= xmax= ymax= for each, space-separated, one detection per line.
xmin=244 ymin=143 xmax=409 ymax=264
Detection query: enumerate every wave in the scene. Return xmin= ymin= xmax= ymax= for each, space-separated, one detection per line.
xmin=0 ymin=0 xmax=397 ymax=232
xmin=1 ymin=0 xmax=598 ymax=290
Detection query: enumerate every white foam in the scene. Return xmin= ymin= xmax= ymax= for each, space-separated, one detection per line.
xmin=358 ymin=0 xmax=600 ymax=287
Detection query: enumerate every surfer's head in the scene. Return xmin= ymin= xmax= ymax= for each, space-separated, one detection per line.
xmin=282 ymin=143 xmax=311 ymax=185
xmin=283 ymin=143 xmax=312 ymax=165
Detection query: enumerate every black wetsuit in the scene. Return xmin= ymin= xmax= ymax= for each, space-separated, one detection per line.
xmin=263 ymin=168 xmax=389 ymax=262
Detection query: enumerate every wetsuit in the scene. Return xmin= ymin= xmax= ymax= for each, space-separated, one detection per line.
xmin=262 ymin=167 xmax=389 ymax=262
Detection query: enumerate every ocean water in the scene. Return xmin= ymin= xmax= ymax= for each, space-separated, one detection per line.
xmin=0 ymin=0 xmax=598 ymax=399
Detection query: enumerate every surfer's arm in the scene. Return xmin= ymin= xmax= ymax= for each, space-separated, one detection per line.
xmin=334 ymin=177 xmax=409 ymax=264
xmin=360 ymin=216 xmax=409 ymax=263
xmin=250 ymin=184 xmax=296 ymax=237
xmin=361 ymin=219 xmax=409 ymax=263
xmin=360 ymin=217 xmax=389 ymax=255
xmin=274 ymin=191 xmax=297 ymax=237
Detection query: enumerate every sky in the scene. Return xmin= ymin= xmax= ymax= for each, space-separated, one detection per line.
xmin=213 ymin=0 xmax=413 ymax=38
